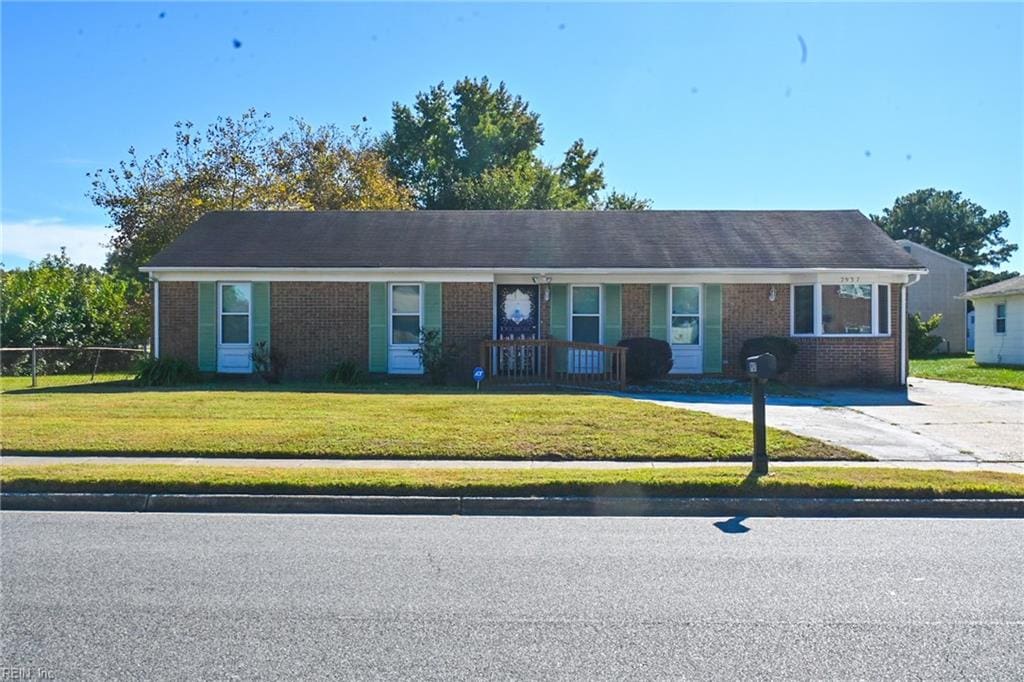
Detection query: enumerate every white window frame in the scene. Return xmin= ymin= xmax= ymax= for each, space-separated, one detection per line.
xmin=570 ymin=284 xmax=602 ymax=344
xmin=995 ymin=303 xmax=1007 ymax=335
xmin=669 ymin=285 xmax=703 ymax=347
xmin=790 ymin=283 xmax=891 ymax=338
xmin=389 ymin=282 xmax=423 ymax=348
xmin=217 ymin=282 xmax=252 ymax=347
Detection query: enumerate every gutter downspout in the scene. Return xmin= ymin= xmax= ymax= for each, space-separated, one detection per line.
xmin=152 ymin=277 xmax=160 ymax=359
xmin=901 ymin=274 xmax=922 ymax=385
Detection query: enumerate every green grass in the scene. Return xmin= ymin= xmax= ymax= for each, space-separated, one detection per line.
xmin=0 ymin=386 xmax=860 ymax=461
xmin=3 ymin=463 xmax=1022 ymax=499
xmin=910 ymin=355 xmax=1024 ymax=390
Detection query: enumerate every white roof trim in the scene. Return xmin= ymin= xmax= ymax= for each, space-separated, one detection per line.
xmin=144 ymin=266 xmax=926 ymax=285
xmin=141 ymin=265 xmax=926 ymax=275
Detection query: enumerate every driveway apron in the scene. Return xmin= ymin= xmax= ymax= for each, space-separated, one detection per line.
xmin=627 ymin=377 xmax=1024 ymax=463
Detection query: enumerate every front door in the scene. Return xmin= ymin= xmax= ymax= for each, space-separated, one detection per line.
xmin=669 ymin=285 xmax=703 ymax=373
xmin=495 ymin=285 xmax=539 ymax=376
xmin=217 ymin=282 xmax=253 ymax=373
xmin=570 ymin=284 xmax=603 ymax=373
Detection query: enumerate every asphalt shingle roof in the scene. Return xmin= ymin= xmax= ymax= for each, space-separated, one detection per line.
xmin=144 ymin=210 xmax=924 ymax=271
xmin=963 ymin=275 xmax=1024 ymax=299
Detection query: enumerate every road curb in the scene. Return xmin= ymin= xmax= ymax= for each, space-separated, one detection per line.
xmin=3 ymin=492 xmax=1023 ymax=517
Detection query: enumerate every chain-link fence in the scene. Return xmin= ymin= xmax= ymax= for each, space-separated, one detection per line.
xmin=0 ymin=346 xmax=148 ymax=390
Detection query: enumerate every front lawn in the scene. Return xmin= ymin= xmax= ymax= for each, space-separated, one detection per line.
xmin=3 ymin=463 xmax=1021 ymax=499
xmin=910 ymin=355 xmax=1024 ymax=390
xmin=0 ymin=387 xmax=860 ymax=461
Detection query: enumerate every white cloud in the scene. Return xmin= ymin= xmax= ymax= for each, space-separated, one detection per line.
xmin=1 ymin=219 xmax=110 ymax=268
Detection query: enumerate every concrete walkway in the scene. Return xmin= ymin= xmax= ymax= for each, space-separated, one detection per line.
xmin=3 ymin=455 xmax=1023 ymax=474
xmin=628 ymin=377 xmax=1024 ymax=465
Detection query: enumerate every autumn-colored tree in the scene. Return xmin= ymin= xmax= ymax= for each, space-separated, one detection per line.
xmin=90 ymin=109 xmax=412 ymax=277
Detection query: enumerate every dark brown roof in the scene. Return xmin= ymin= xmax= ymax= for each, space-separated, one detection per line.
xmin=963 ymin=275 xmax=1024 ymax=299
xmin=144 ymin=210 xmax=924 ymax=271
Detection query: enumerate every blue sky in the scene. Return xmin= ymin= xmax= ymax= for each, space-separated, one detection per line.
xmin=2 ymin=2 xmax=1022 ymax=271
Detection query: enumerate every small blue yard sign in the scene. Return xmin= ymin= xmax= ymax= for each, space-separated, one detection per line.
xmin=473 ymin=366 xmax=485 ymax=389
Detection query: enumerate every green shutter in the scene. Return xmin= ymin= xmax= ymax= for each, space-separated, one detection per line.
xmin=650 ymin=284 xmax=668 ymax=342
xmin=549 ymin=284 xmax=569 ymax=373
xmin=197 ymin=282 xmax=217 ymax=372
xmin=603 ymin=284 xmax=622 ymax=346
xmin=252 ymin=282 xmax=270 ymax=351
xmin=549 ymin=284 xmax=568 ymax=340
xmin=368 ymin=282 xmax=388 ymax=373
xmin=423 ymin=283 xmax=442 ymax=336
xmin=703 ymin=284 xmax=723 ymax=373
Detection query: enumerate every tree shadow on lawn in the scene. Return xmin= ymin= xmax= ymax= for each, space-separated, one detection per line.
xmin=1 ymin=381 xmax=578 ymax=397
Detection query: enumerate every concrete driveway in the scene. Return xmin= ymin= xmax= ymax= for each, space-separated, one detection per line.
xmin=629 ymin=378 xmax=1024 ymax=466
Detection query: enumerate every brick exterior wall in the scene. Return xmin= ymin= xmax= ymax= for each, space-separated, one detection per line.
xmin=721 ymin=284 xmax=791 ymax=377
xmin=270 ymin=282 xmax=369 ymax=380
xmin=720 ymin=283 xmax=902 ymax=386
xmin=443 ymin=282 xmax=493 ymax=381
xmin=158 ymin=282 xmax=198 ymax=364
xmin=155 ymin=279 xmax=904 ymax=386
xmin=622 ymin=284 xmax=650 ymax=339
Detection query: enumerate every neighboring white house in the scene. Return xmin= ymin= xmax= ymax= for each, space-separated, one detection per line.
xmin=962 ymin=275 xmax=1024 ymax=366
xmin=897 ymin=240 xmax=969 ymax=353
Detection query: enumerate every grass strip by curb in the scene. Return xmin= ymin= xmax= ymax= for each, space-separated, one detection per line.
xmin=3 ymin=464 xmax=1023 ymax=500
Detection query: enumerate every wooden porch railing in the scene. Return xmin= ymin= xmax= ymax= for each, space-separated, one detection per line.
xmin=479 ymin=339 xmax=627 ymax=390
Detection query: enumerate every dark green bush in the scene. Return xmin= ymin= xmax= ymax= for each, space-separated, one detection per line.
xmin=324 ymin=359 xmax=365 ymax=385
xmin=617 ymin=337 xmax=673 ymax=383
xmin=412 ymin=329 xmax=459 ymax=385
xmin=908 ymin=313 xmax=944 ymax=357
xmin=133 ymin=356 xmax=199 ymax=386
xmin=251 ymin=341 xmax=287 ymax=384
xmin=739 ymin=336 xmax=799 ymax=374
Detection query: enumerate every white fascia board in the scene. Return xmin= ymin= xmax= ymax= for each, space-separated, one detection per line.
xmin=143 ymin=269 xmax=494 ymax=283
xmin=141 ymin=266 xmax=927 ymax=284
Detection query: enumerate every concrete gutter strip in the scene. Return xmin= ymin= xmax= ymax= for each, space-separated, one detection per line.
xmin=3 ymin=493 xmax=1023 ymax=518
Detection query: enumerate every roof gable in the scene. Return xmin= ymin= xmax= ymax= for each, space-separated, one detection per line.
xmin=895 ymin=240 xmax=971 ymax=270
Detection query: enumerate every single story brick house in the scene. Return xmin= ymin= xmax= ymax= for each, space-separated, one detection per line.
xmin=142 ymin=210 xmax=926 ymax=385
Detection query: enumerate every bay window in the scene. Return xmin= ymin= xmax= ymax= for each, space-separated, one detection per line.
xmin=791 ymin=283 xmax=891 ymax=337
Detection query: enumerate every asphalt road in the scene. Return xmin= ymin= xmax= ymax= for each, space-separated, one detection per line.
xmin=2 ymin=513 xmax=1023 ymax=680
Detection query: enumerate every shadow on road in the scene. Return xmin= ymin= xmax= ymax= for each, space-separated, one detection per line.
xmin=713 ymin=516 xmax=751 ymax=533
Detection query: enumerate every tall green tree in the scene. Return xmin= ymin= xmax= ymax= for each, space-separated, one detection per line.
xmin=870 ymin=189 xmax=1018 ymax=288
xmin=383 ymin=77 xmax=648 ymax=210
xmin=90 ymin=109 xmax=412 ymax=278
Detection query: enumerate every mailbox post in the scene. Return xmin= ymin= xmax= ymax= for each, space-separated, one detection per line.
xmin=745 ymin=353 xmax=777 ymax=475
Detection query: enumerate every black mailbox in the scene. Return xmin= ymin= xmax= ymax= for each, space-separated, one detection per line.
xmin=746 ymin=352 xmax=776 ymax=475
xmin=745 ymin=353 xmax=777 ymax=380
